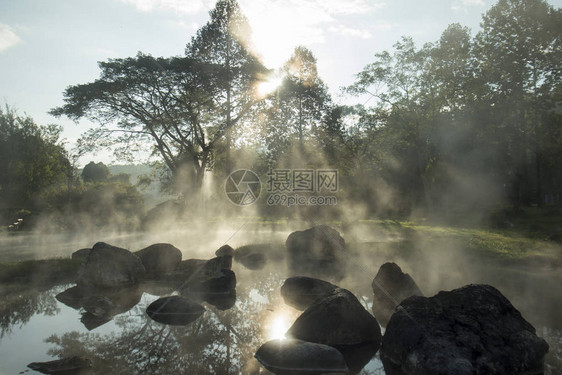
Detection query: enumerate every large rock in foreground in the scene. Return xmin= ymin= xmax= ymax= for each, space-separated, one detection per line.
xmin=381 ymin=284 xmax=549 ymax=375
xmin=285 ymin=225 xmax=346 ymax=280
xmin=77 ymin=242 xmax=145 ymax=288
xmin=371 ymin=262 xmax=423 ymax=327
xmin=286 ymin=288 xmax=381 ymax=347
xmin=281 ymin=276 xmax=338 ymax=311
xmin=135 ymin=243 xmax=182 ymax=274
xmin=255 ymin=339 xmax=348 ymax=375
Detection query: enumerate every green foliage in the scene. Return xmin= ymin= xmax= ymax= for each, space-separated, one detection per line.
xmin=0 ymin=105 xmax=71 ymax=215
xmin=39 ymin=178 xmax=144 ymax=231
xmin=48 ymin=0 xmax=562 ymax=219
xmin=52 ymin=0 xmax=266 ymax=199
xmin=188 ymin=0 xmax=267 ymax=176
xmin=81 ymin=161 xmax=110 ymax=183
xmin=344 ymin=0 xmax=562 ymax=216
xmin=260 ymin=46 xmax=332 ymax=166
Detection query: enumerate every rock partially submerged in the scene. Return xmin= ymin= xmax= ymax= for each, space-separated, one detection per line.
xmin=286 ymin=288 xmax=381 ymax=347
xmin=77 ymin=242 xmax=145 ymax=288
xmin=215 ymin=244 xmax=235 ymax=257
xmin=181 ymin=268 xmax=237 ymax=310
xmin=255 ymin=339 xmax=348 ymax=375
xmin=371 ymin=262 xmax=423 ymax=326
xmin=281 ymin=276 xmax=338 ymax=311
xmin=337 ymin=343 xmax=380 ymax=375
xmin=381 ymin=284 xmax=549 ymax=375
xmin=71 ymin=248 xmax=91 ymax=261
xmin=135 ymin=243 xmax=182 ymax=274
xmin=188 ymin=268 xmax=236 ymax=295
xmin=146 ymin=296 xmax=205 ymax=325
xmin=200 ymin=288 xmax=237 ymax=310
xmin=285 ymin=225 xmax=346 ymax=280
xmin=28 ymin=356 xmax=92 ymax=374
xmin=234 ymin=244 xmax=273 ymax=270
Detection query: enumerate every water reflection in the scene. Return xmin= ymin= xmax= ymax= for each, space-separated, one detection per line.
xmin=0 ymin=285 xmax=60 ymax=338
xmin=42 ymin=272 xmax=283 ymax=374
xmin=263 ymin=306 xmax=300 ymax=341
xmin=1 ymin=261 xmax=559 ymax=374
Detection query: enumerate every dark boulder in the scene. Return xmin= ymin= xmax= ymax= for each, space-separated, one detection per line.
xmin=146 ymin=296 xmax=205 ymax=325
xmin=71 ymin=248 xmax=91 ymax=261
xmin=286 ymin=288 xmax=381 ymax=347
xmin=337 ymin=343 xmax=380 ymax=375
xmin=234 ymin=244 xmax=269 ymax=270
xmin=255 ymin=339 xmax=348 ymax=375
xmin=281 ymin=276 xmax=338 ymax=311
xmin=381 ymin=284 xmax=550 ymax=375
xmin=285 ymin=225 xmax=346 ymax=280
xmin=28 ymin=356 xmax=92 ymax=374
xmin=200 ymin=288 xmax=237 ymax=310
xmin=181 ymin=268 xmax=237 ymax=310
xmin=160 ymin=256 xmax=233 ymax=289
xmin=187 ymin=268 xmax=236 ymax=295
xmin=371 ymin=262 xmax=423 ymax=327
xmin=186 ymin=256 xmax=233 ymax=276
xmin=76 ymin=242 xmax=145 ymax=288
xmin=216 ymin=244 xmax=235 ymax=257
xmin=135 ymin=243 xmax=182 ymax=274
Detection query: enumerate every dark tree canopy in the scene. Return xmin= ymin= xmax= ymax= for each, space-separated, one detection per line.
xmin=188 ymin=0 xmax=266 ymax=174
xmin=81 ymin=162 xmax=110 ymax=183
xmin=49 ymin=0 xmax=562 ymax=218
xmin=51 ymin=0 xmax=266 ymax=199
xmin=0 ymin=105 xmax=71 ymax=212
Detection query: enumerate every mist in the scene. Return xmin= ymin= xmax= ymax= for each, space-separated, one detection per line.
xmin=2 ymin=0 xmax=562 ymax=374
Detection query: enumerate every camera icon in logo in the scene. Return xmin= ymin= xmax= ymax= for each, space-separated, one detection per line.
xmin=224 ymin=169 xmax=261 ymax=206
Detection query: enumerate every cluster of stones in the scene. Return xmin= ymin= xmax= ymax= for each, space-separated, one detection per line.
xmin=56 ymin=242 xmax=238 ymax=330
xmin=35 ymin=224 xmax=550 ymax=375
xmin=256 ymin=225 xmax=381 ymax=375
xmin=256 ymin=277 xmax=382 ymax=375
xmin=256 ymin=225 xmax=550 ymax=375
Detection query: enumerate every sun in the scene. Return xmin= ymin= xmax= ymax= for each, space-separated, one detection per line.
xmin=241 ymin=1 xmax=322 ymax=70
xmin=263 ymin=306 xmax=299 ymax=340
xmin=256 ymin=73 xmax=284 ymax=98
xmin=266 ymin=312 xmax=291 ymax=340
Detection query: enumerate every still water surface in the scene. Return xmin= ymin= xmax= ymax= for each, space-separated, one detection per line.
xmin=0 ymin=223 xmax=560 ymax=374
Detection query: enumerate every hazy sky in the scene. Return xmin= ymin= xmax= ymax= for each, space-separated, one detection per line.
xmin=1 ymin=0 xmax=560 ymax=165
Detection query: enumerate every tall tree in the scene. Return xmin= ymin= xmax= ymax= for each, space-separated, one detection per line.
xmin=51 ymin=54 xmax=223 ymax=197
xmin=261 ymin=46 xmax=331 ymax=166
xmin=475 ymin=0 xmax=562 ymax=206
xmin=347 ymin=37 xmax=438 ymax=210
xmin=187 ymin=0 xmax=265 ymax=174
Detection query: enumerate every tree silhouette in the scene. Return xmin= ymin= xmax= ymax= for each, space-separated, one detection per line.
xmin=188 ymin=0 xmax=266 ymax=175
